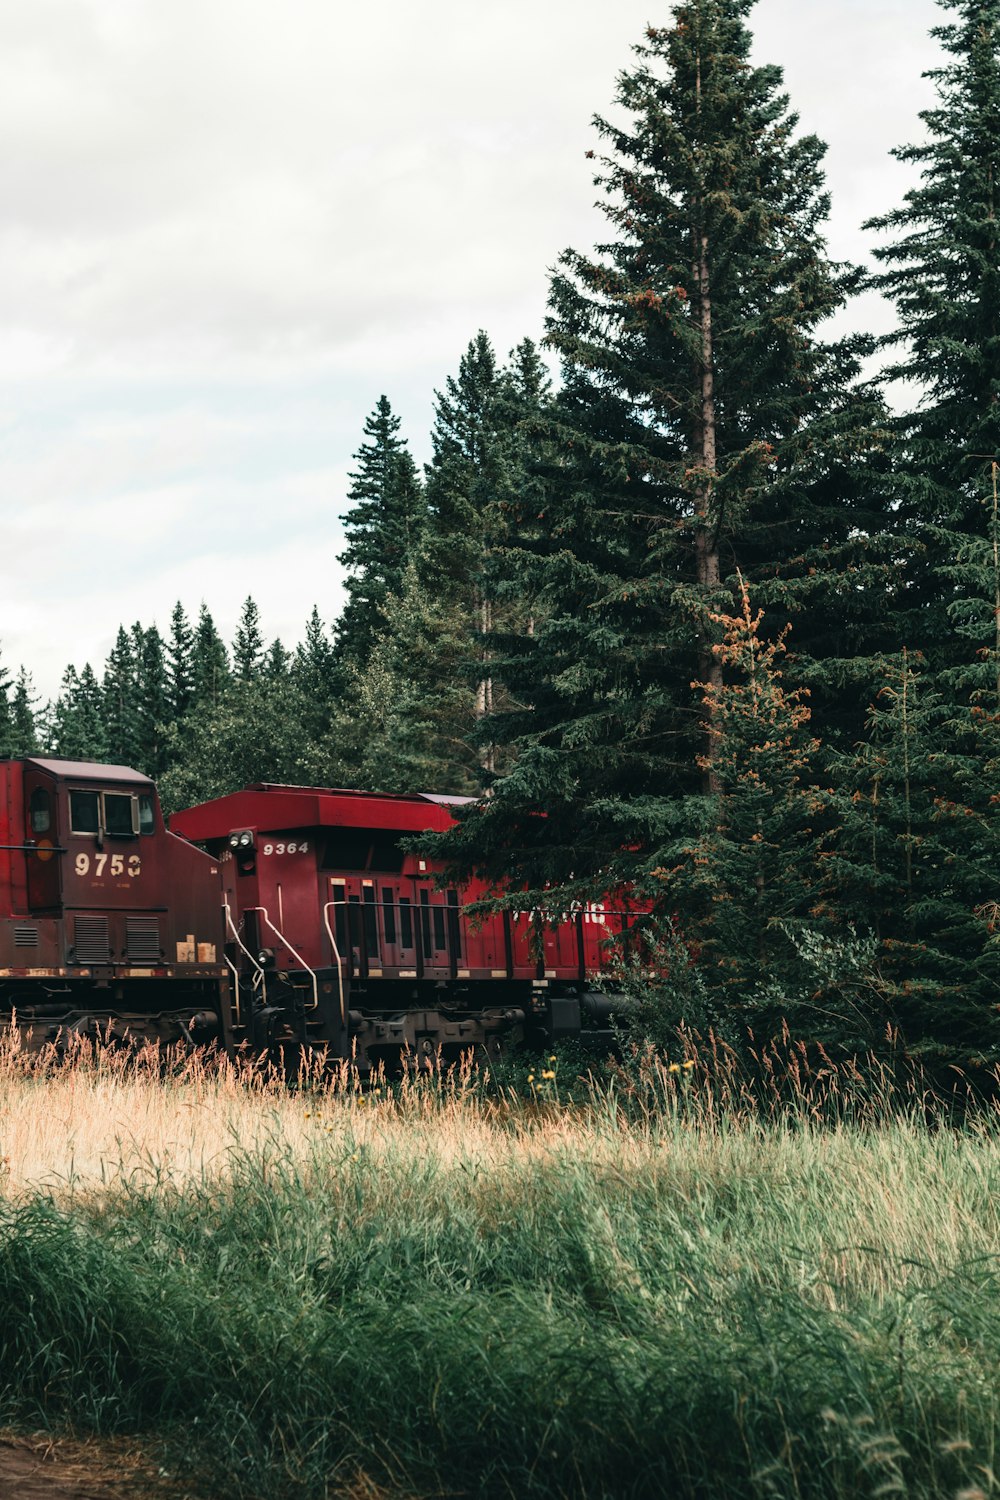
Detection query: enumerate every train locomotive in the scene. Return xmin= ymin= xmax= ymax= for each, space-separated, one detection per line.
xmin=0 ymin=757 xmax=229 ymax=1049
xmin=170 ymin=781 xmax=627 ymax=1071
xmin=0 ymin=756 xmax=629 ymax=1066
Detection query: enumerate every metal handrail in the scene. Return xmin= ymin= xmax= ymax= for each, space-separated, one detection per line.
xmin=255 ymin=906 xmax=319 ymax=1012
xmin=321 ymin=901 xmax=347 ymax=1028
xmin=223 ymin=899 xmax=266 ymax=1012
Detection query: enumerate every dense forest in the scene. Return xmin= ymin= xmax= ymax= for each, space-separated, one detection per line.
xmin=1 ymin=0 xmax=998 ymax=1066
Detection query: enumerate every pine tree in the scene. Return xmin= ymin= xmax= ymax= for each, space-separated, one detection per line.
xmin=192 ymin=604 xmax=230 ymax=709
xmin=336 ymin=396 xmax=426 ymax=668
xmin=432 ymin=1 xmax=886 ymax=905
xmin=866 ymin=0 xmax=1000 ymax=671
xmin=233 ymin=597 xmax=264 ymax=682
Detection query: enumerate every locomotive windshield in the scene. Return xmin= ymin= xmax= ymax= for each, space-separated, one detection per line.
xmin=104 ymin=793 xmax=137 ymax=837
xmin=68 ymin=788 xmax=153 ymax=838
xmin=70 ymin=790 xmax=100 ymax=834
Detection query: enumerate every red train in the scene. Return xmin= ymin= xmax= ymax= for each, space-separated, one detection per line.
xmin=0 ymin=757 xmax=229 ymax=1049
xmin=0 ymin=757 xmax=629 ymax=1067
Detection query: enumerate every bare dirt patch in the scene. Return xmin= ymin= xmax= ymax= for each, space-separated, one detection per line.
xmin=0 ymin=1431 xmax=195 ymax=1500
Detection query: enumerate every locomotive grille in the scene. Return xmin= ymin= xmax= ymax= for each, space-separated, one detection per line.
xmin=126 ymin=919 xmax=161 ymax=964
xmin=13 ymin=925 xmax=38 ymax=948
xmin=74 ymin=916 xmax=111 ymax=964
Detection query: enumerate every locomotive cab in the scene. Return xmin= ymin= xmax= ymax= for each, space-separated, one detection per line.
xmin=0 ymin=757 xmax=231 ymax=1050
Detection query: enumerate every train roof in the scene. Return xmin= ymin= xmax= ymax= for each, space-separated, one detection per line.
xmin=24 ymin=757 xmax=153 ymax=785
xmin=169 ymin=784 xmax=476 ymax=841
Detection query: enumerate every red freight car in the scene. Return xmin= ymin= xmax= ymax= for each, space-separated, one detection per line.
xmin=170 ymin=782 xmax=628 ymax=1070
xmin=0 ymin=757 xmax=229 ymax=1048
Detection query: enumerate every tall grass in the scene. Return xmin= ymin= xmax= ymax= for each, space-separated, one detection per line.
xmin=0 ymin=1034 xmax=999 ymax=1498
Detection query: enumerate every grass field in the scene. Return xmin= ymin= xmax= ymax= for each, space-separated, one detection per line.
xmin=0 ymin=1035 xmax=998 ymax=1499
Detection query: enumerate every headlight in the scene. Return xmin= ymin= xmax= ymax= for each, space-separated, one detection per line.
xmin=239 ymin=831 xmax=253 ymax=848
xmin=228 ymin=833 xmax=240 ymax=849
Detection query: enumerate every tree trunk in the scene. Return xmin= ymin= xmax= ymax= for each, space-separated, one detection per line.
xmin=693 ymin=45 xmax=722 ymax=795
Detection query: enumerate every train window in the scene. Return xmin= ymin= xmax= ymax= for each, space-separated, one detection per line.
xmin=29 ymin=788 xmax=51 ymax=835
xmin=321 ymin=832 xmax=372 ymax=870
xmin=381 ymin=888 xmax=397 ymax=946
xmin=104 ymin=793 xmax=138 ymax=838
xmin=362 ymin=885 xmax=379 ymax=958
xmin=138 ymin=795 xmax=155 ymax=835
xmin=69 ymin=790 xmax=100 ymax=835
xmin=319 ymin=831 xmax=404 ymax=872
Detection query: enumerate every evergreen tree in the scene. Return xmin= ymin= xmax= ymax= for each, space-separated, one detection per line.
xmin=432 ymin=1 xmax=886 ymax=905
xmin=233 ymin=597 xmax=264 ymax=682
xmin=647 ymin=584 xmax=840 ymax=1037
xmin=167 ymin=602 xmax=195 ymax=722
xmin=192 ymin=604 xmax=230 ymax=708
xmin=102 ymin=626 xmax=139 ymax=766
xmin=830 ymin=650 xmax=1000 ymax=1067
xmin=51 ymin=665 xmax=107 ymax=761
xmin=343 ymin=564 xmax=480 ymax=794
xmin=134 ymin=625 xmax=170 ymax=776
xmin=866 ymin=0 xmax=1000 ymax=671
xmin=0 ymin=648 xmax=12 ymax=759
xmin=264 ymin=638 xmax=291 ymax=679
xmin=294 ymin=606 xmax=339 ymax=745
xmin=10 ymin=668 xmax=39 ymax=756
xmin=336 ymin=396 xmax=426 ymax=668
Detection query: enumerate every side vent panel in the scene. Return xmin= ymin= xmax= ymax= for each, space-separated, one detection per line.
xmin=13 ymin=925 xmax=39 ymax=948
xmin=74 ymin=916 xmax=111 ymax=964
xmin=126 ymin=919 xmax=161 ymax=965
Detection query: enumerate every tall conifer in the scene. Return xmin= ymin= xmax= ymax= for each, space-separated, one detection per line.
xmin=866 ymin=0 xmax=1000 ymax=671
xmin=337 ymin=397 xmax=426 ymax=668
xmin=434 ymin=0 xmax=886 ymax=905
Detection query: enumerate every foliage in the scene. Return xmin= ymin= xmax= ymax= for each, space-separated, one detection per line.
xmin=2 ymin=1049 xmax=1000 ymax=1499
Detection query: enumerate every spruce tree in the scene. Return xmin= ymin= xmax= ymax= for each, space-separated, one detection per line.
xmin=294 ymin=606 xmax=339 ymax=746
xmin=233 ymin=597 xmax=264 ymax=682
xmin=10 ymin=668 xmax=39 ymax=756
xmin=192 ymin=604 xmax=230 ymax=708
xmin=0 ymin=648 xmax=12 ymax=759
xmin=866 ymin=0 xmax=1000 ymax=671
xmin=829 ymin=650 xmax=1000 ymax=1068
xmin=432 ymin=0 xmax=886 ymax=906
xmin=167 ymin=602 xmax=195 ymax=722
xmin=336 ymin=396 xmax=426 ymax=668
xmin=134 ymin=625 xmax=170 ymax=777
xmin=51 ymin=666 xmax=107 ymax=761
xmin=102 ymin=626 xmax=139 ymax=766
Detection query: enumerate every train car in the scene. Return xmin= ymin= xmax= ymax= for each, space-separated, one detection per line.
xmin=170 ymin=783 xmax=629 ymax=1070
xmin=0 ymin=757 xmax=230 ymax=1049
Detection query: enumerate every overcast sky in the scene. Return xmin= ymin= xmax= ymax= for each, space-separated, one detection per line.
xmin=0 ymin=0 xmax=943 ymax=700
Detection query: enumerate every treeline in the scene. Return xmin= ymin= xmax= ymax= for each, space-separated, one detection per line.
xmin=2 ymin=0 xmax=999 ymax=1065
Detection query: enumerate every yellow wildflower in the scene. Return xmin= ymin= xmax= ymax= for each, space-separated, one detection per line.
xmin=668 ymin=1063 xmax=681 ymax=1074
xmin=542 ymin=1069 xmax=556 ymax=1080
xmin=683 ymin=1060 xmax=696 ymax=1071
